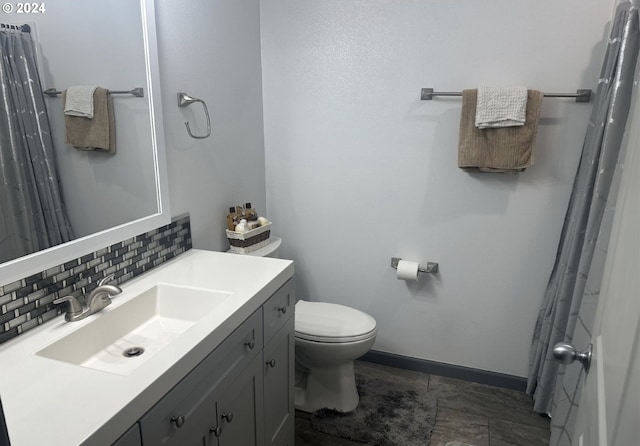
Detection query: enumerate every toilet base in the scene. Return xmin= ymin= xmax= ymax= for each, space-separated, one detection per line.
xmin=294 ymin=361 xmax=359 ymax=413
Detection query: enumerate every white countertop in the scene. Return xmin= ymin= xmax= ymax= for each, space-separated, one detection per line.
xmin=0 ymin=249 xmax=294 ymax=446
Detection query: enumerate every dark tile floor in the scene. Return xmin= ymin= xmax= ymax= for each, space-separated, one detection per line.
xmin=295 ymin=361 xmax=550 ymax=446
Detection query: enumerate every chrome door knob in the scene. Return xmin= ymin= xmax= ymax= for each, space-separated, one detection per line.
xmin=553 ymin=343 xmax=592 ymax=372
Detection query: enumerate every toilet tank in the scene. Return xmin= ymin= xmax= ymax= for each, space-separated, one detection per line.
xmin=245 ymin=237 xmax=281 ymax=258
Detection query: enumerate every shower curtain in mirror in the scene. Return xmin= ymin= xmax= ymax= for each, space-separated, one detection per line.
xmin=527 ymin=0 xmax=640 ymax=426
xmin=0 ymin=25 xmax=73 ymax=263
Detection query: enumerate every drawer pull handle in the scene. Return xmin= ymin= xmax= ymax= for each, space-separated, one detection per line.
xmin=277 ymin=305 xmax=287 ymax=314
xmin=171 ymin=415 xmax=185 ymax=428
xmin=244 ymin=339 xmax=256 ymax=350
xmin=210 ymin=426 xmax=222 ymax=437
xmin=266 ymin=359 xmax=277 ymax=368
xmin=222 ymin=412 xmax=234 ymax=423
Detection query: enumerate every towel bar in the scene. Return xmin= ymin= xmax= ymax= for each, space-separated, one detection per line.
xmin=421 ymin=88 xmax=592 ymax=103
xmin=43 ymin=87 xmax=144 ymax=97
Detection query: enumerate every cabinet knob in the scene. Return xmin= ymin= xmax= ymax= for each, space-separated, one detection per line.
xmin=277 ymin=305 xmax=287 ymax=315
xmin=244 ymin=339 xmax=256 ymax=350
xmin=210 ymin=426 xmax=222 ymax=437
xmin=266 ymin=359 xmax=276 ymax=368
xmin=222 ymin=412 xmax=234 ymax=423
xmin=171 ymin=415 xmax=185 ymax=428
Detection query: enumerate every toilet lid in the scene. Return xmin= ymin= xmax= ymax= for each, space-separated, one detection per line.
xmin=295 ymin=301 xmax=377 ymax=343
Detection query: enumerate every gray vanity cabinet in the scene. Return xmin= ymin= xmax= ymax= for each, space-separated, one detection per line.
xmin=125 ymin=279 xmax=295 ymax=446
xmin=139 ymin=310 xmax=263 ymax=446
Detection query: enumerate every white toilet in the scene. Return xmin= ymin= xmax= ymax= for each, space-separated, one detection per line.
xmin=243 ymin=237 xmax=377 ymax=413
xmin=294 ymin=300 xmax=376 ymax=413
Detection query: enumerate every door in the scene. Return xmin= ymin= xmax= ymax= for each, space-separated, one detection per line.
xmin=263 ymin=317 xmax=295 ymax=446
xmin=214 ymin=354 xmax=264 ymax=446
xmin=572 ymin=100 xmax=640 ymax=445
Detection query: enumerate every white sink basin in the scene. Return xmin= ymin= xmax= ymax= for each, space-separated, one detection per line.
xmin=36 ymin=284 xmax=232 ymax=375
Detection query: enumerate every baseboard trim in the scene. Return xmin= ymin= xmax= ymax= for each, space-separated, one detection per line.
xmin=360 ymin=350 xmax=527 ymax=392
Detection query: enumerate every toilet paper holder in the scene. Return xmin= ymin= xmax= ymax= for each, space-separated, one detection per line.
xmin=391 ymin=257 xmax=439 ymax=274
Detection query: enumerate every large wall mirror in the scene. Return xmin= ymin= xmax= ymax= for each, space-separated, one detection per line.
xmin=0 ymin=0 xmax=170 ymax=285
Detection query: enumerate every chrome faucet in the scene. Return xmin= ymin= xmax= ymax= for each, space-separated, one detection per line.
xmin=54 ymin=274 xmax=122 ymax=322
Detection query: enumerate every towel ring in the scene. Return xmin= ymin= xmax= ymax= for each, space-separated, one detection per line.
xmin=177 ymin=92 xmax=211 ymax=139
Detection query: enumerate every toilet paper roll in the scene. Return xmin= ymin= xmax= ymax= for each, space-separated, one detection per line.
xmin=396 ymin=260 xmax=420 ymax=281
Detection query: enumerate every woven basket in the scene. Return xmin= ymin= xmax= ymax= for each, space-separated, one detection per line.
xmin=226 ymin=223 xmax=271 ymax=254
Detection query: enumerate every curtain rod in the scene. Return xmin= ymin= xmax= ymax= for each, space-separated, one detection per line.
xmin=421 ymin=88 xmax=592 ymax=103
xmin=43 ymin=87 xmax=144 ymax=98
xmin=0 ymin=23 xmax=30 ymax=33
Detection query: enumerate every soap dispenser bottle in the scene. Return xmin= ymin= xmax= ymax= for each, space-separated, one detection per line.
xmin=244 ymin=202 xmax=258 ymax=221
xmin=226 ymin=207 xmax=239 ymax=231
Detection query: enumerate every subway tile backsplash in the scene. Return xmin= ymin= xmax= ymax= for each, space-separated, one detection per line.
xmin=0 ymin=214 xmax=192 ymax=345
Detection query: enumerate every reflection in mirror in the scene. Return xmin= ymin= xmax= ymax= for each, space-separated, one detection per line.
xmin=0 ymin=23 xmax=74 ymax=263
xmin=0 ymin=0 xmax=169 ymax=285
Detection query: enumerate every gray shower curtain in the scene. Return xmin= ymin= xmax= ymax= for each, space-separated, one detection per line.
xmin=527 ymin=1 xmax=640 ymax=416
xmin=0 ymin=25 xmax=73 ymax=263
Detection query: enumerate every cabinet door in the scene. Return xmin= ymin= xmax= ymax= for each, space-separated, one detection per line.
xmin=214 ymin=354 xmax=264 ymax=446
xmin=263 ymin=316 xmax=294 ymax=446
xmin=140 ymin=311 xmax=262 ymax=446
xmin=152 ymin=392 xmax=215 ymax=446
xmin=111 ymin=424 xmax=142 ymax=446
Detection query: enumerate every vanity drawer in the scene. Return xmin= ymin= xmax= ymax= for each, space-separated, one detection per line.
xmin=263 ymin=279 xmax=294 ymax=342
xmin=140 ymin=309 xmax=263 ymax=445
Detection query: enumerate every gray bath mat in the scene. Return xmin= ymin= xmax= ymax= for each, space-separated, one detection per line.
xmin=309 ymin=374 xmax=437 ymax=445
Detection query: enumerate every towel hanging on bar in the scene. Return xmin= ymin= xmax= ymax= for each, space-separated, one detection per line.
xmin=43 ymin=87 xmax=144 ymax=97
xmin=63 ymin=87 xmax=116 ymax=153
xmin=458 ymin=89 xmax=544 ymax=173
xmin=421 ymin=88 xmax=592 ymax=103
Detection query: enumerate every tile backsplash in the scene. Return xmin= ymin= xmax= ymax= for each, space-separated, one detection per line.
xmin=0 ymin=214 xmax=192 ymax=345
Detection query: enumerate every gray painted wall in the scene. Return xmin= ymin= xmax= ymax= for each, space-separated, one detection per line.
xmin=156 ymin=0 xmax=267 ymax=252
xmin=260 ymin=0 xmax=614 ymax=377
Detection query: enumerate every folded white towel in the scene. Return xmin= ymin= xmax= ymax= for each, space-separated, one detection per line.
xmin=63 ymin=86 xmax=98 ymax=118
xmin=475 ymin=85 xmax=528 ymax=129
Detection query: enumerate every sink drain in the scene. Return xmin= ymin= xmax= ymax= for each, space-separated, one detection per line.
xmin=123 ymin=347 xmax=145 ymax=358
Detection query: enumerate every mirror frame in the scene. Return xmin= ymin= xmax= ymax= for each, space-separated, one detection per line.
xmin=0 ymin=0 xmax=170 ymax=286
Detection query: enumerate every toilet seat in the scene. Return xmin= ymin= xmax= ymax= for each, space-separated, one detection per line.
xmin=295 ymin=301 xmax=377 ymax=344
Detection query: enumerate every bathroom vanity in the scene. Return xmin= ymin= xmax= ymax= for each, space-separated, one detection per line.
xmin=134 ymin=277 xmax=294 ymax=446
xmin=0 ymin=250 xmax=294 ymax=446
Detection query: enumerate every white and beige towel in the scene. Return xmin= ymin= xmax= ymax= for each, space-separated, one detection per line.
xmin=475 ymin=85 xmax=528 ymax=129
xmin=63 ymin=87 xmax=116 ymax=153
